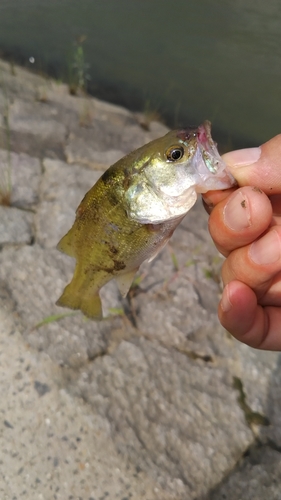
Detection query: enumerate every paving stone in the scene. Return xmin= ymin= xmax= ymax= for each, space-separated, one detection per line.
xmin=208 ymin=446 xmax=281 ymax=500
xmin=67 ymin=337 xmax=254 ymax=498
xmin=0 ymin=149 xmax=41 ymax=208
xmin=0 ymin=244 xmax=117 ymax=368
xmin=0 ymin=206 xmax=33 ymax=244
xmin=0 ymin=302 xmax=163 ymax=500
xmin=35 ymin=158 xmax=102 ymax=248
xmin=65 ymin=134 xmax=125 ymax=170
xmin=0 ymin=57 xmax=280 ymax=499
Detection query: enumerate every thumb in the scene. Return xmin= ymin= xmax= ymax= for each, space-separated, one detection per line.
xmin=222 ymin=134 xmax=281 ymax=195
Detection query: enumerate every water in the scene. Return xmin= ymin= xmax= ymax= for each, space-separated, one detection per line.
xmin=0 ymin=0 xmax=280 ymax=148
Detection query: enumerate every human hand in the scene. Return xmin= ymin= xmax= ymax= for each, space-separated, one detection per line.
xmin=203 ymin=134 xmax=281 ymax=350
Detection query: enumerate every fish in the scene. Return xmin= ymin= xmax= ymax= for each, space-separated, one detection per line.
xmin=56 ymin=120 xmax=236 ymax=319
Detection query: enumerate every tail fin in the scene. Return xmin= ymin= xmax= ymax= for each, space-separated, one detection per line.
xmin=81 ymin=293 xmax=103 ymax=320
xmin=56 ymin=282 xmax=103 ymax=320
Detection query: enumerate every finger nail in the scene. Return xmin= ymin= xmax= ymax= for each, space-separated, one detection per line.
xmin=220 ymin=285 xmax=232 ymax=312
xmin=223 ymin=147 xmax=261 ymax=167
xmin=223 ymin=190 xmax=251 ymax=231
xmin=250 ymin=230 xmax=281 ymax=265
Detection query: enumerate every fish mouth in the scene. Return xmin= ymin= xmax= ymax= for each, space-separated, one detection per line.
xmin=197 ymin=120 xmax=213 ymax=145
xmin=177 ymin=120 xmax=236 ymax=190
xmin=197 ymin=121 xmax=237 ymax=189
xmin=176 ymin=121 xmax=223 ymax=174
xmin=196 ymin=120 xmax=222 ymax=174
xmin=177 ymin=120 xmax=218 ymax=155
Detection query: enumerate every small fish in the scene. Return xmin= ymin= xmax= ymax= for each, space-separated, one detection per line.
xmin=56 ymin=121 xmax=236 ymax=319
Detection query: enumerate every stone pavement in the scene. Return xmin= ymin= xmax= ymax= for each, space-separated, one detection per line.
xmin=0 ymin=59 xmax=281 ymax=499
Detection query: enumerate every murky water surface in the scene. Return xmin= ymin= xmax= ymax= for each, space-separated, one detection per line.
xmin=0 ymin=0 xmax=280 ymax=147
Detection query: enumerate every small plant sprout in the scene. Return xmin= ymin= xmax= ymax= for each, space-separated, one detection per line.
xmin=131 ymin=273 xmax=146 ymax=289
xmin=31 ymin=311 xmax=79 ymax=331
xmin=68 ymin=36 xmax=91 ymax=95
xmin=185 ymin=258 xmax=196 ymax=268
xmin=0 ymin=94 xmax=12 ymax=206
xmin=107 ymin=307 xmax=125 ymax=317
xmin=203 ymin=254 xmax=224 ymax=284
xmin=79 ymin=99 xmax=94 ymax=127
xmin=170 ymin=251 xmax=180 ymax=272
xmin=138 ymin=98 xmax=162 ymax=131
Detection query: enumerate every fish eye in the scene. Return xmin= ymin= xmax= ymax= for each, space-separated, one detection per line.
xmin=165 ymin=146 xmax=184 ymax=162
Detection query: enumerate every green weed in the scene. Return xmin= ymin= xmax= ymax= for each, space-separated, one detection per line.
xmin=131 ymin=273 xmax=146 ymax=289
xmin=31 ymin=306 xmax=125 ymax=329
xmin=170 ymin=250 xmax=179 ymax=272
xmin=0 ymin=91 xmax=12 ymax=206
xmin=31 ymin=311 xmax=79 ymax=331
xmin=68 ymin=36 xmax=90 ymax=95
xmin=205 ymin=255 xmax=224 ymax=284
xmin=78 ymin=99 xmax=94 ymax=127
xmin=233 ymin=376 xmax=270 ymax=427
xmin=137 ymin=93 xmax=163 ymax=131
xmin=36 ymin=83 xmax=49 ymax=103
xmin=185 ymin=258 xmax=196 ymax=268
xmin=203 ymin=268 xmax=214 ymax=280
xmin=107 ymin=307 xmax=125 ymax=317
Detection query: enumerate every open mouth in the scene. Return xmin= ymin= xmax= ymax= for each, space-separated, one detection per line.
xmin=176 ymin=121 xmax=236 ymax=184
xmin=196 ymin=121 xmax=222 ymax=174
xmin=177 ymin=121 xmax=217 ymax=156
xmin=197 ymin=120 xmax=217 ymax=150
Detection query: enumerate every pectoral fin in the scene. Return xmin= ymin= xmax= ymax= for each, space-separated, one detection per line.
xmin=115 ymin=269 xmax=138 ymax=297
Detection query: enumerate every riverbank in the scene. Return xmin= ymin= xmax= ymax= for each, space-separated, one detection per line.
xmin=0 ymin=59 xmax=281 ymax=499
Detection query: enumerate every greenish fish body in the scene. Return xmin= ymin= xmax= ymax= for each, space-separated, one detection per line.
xmin=56 ymin=121 xmax=236 ymax=319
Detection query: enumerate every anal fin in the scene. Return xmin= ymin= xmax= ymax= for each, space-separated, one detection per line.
xmin=115 ymin=269 xmax=138 ymax=297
